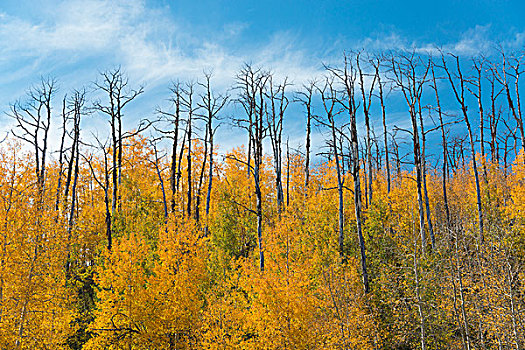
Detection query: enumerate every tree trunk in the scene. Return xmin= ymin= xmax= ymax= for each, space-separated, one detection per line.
xmin=431 ymin=65 xmax=451 ymax=226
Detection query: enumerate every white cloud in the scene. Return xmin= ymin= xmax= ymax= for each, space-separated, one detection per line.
xmin=0 ymin=0 xmax=323 ymax=92
xmin=357 ymin=24 xmax=524 ymax=57
xmin=0 ymin=0 xmax=134 ymax=56
xmin=1 ymin=0 xmax=523 ymax=155
xmin=359 ymin=32 xmax=411 ymax=52
xmin=451 ymin=25 xmax=493 ymax=56
xmin=3 ymin=0 xmax=518 ymax=101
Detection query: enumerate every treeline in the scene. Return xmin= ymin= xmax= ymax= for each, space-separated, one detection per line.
xmin=1 ymin=49 xmax=525 ymax=349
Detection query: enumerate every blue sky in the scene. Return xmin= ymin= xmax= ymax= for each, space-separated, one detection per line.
xmin=0 ymin=0 xmax=524 ymax=152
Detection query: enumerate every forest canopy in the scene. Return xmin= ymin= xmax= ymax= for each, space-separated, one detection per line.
xmin=1 ymin=49 xmax=525 ymax=349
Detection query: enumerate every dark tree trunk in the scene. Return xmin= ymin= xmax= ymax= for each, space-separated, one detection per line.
xmin=391 ymin=54 xmax=429 ymax=252
xmin=55 ymin=97 xmax=68 ymax=212
xmin=442 ymin=54 xmax=484 ymax=241
xmin=375 ymin=60 xmax=391 ymax=194
xmin=431 ymin=64 xmax=451 ymax=226
xmin=329 ymin=55 xmax=370 ymax=293
xmin=296 ymin=83 xmax=314 ymax=189
xmin=357 ymin=53 xmax=377 ymax=209
xmin=267 ymin=77 xmax=288 ymax=213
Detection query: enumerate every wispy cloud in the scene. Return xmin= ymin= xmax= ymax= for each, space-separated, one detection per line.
xmin=0 ymin=0 xmax=324 ymax=91
xmin=1 ymin=0 xmax=518 ymax=95
xmin=357 ymin=24 xmax=524 ymax=56
xmin=1 ymin=0 xmax=522 ymax=153
xmin=0 ymin=0 xmax=328 ymax=152
xmin=451 ymin=25 xmax=493 ymax=56
xmin=0 ymin=0 xmax=141 ymax=57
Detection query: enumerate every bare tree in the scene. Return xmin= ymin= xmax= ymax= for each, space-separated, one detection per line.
xmin=64 ymin=90 xmax=85 ymax=214
xmin=179 ymin=82 xmax=198 ymax=218
xmin=55 ymin=96 xmax=69 ymax=212
xmin=316 ymin=77 xmax=347 ymax=262
xmin=467 ymin=57 xmax=489 ymax=178
xmin=156 ymin=81 xmax=184 ymax=213
xmin=235 ymin=64 xmax=259 ymax=178
xmin=234 ymin=64 xmax=270 ymax=271
xmin=93 ymin=68 xmax=144 ymax=214
xmin=266 ymin=75 xmax=290 ymax=213
xmin=295 ymin=81 xmax=316 ymax=189
xmin=441 ymin=53 xmax=484 ymax=241
xmin=198 ymin=73 xmax=228 ymax=231
xmin=430 ymin=62 xmax=451 ymax=226
xmin=487 ymin=67 xmax=504 ymax=164
xmin=65 ymin=90 xmax=86 ymax=274
xmin=371 ymin=56 xmax=391 ymax=194
xmin=357 ymin=52 xmax=378 ymax=208
xmin=329 ymin=54 xmax=370 ymax=293
xmin=493 ymin=50 xmax=525 ymax=158
xmin=390 ymin=53 xmax=434 ymax=251
xmin=10 ymin=77 xmax=57 ymax=195
xmin=418 ymin=96 xmax=435 ymax=250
